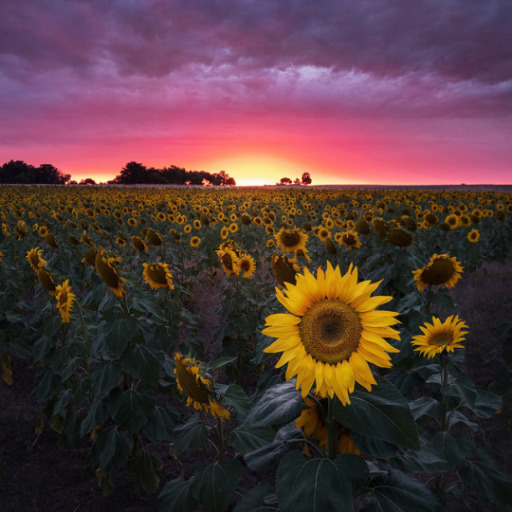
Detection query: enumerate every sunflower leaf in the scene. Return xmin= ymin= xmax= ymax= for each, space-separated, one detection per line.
xmin=333 ymin=377 xmax=419 ymax=450
xmin=158 ymin=477 xmax=197 ymax=512
xmin=172 ymin=414 xmax=209 ymax=455
xmin=276 ymin=451 xmax=354 ymax=512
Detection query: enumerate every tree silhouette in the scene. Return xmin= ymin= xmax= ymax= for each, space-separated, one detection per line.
xmin=301 ymin=172 xmax=312 ymax=185
xmin=0 ymin=160 xmax=70 ymax=184
xmin=279 ymin=177 xmax=292 ymax=185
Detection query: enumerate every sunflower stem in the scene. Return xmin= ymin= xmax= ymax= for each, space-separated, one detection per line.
xmin=216 ymin=417 xmax=226 ymax=464
xmin=327 ymin=397 xmax=338 ymax=460
xmin=440 ymin=352 xmax=451 ymax=432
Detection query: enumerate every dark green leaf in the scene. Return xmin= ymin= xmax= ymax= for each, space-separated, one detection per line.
xmin=245 ymin=424 xmax=302 ymax=472
xmin=233 ymin=482 xmax=275 ymax=512
xmin=126 ymin=449 xmax=161 ymax=494
xmin=333 ymin=377 xmax=419 ymax=450
xmin=142 ymin=405 xmax=177 ymax=442
xmin=34 ymin=368 xmax=61 ymax=402
xmin=432 ymin=432 xmax=472 ymax=470
xmin=276 ymin=451 xmax=354 ymax=512
xmin=217 ymin=384 xmax=250 ymax=417
xmin=408 ymin=396 xmax=442 ymax=421
xmin=98 ymin=429 xmax=133 ymax=471
xmin=229 ymin=424 xmax=275 ymax=454
xmin=172 ymin=414 xmax=209 ymax=455
xmin=210 ymin=356 xmax=237 ymax=370
xmin=110 ymin=389 xmax=151 ymax=432
xmin=158 ymin=478 xmax=196 ymax=512
xmin=459 ymin=449 xmax=512 ymax=504
xmin=105 ymin=317 xmax=138 ymax=356
xmin=243 ymin=381 xmax=303 ymax=427
xmin=192 ymin=460 xmax=242 ymax=512
xmin=91 ymin=361 xmax=123 ymax=398
xmin=80 ymin=399 xmax=110 ymax=436
xmin=472 ymin=389 xmax=502 ymax=418
xmin=366 ymin=468 xmax=439 ymax=511
xmin=121 ymin=344 xmax=164 ymax=387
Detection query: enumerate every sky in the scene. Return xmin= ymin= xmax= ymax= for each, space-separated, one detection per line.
xmin=1 ymin=0 xmax=511 ymax=186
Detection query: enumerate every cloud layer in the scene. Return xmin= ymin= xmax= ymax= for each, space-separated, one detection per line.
xmin=1 ymin=0 xmax=511 ymax=182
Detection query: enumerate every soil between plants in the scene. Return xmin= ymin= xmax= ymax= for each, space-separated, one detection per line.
xmin=1 ymin=261 xmax=511 ymax=511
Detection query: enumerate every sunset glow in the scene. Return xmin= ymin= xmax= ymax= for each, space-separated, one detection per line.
xmin=1 ymin=1 xmax=511 ymax=185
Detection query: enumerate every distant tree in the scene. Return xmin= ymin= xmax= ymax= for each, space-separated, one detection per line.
xmin=113 ymin=162 xmax=149 ymax=184
xmin=294 ymin=178 xmax=301 ymax=185
xmin=0 ymin=160 xmax=70 ymax=184
xmin=79 ymin=178 xmax=97 ymax=185
xmin=280 ymin=177 xmax=292 ymax=185
xmin=301 ymin=172 xmax=312 ymax=186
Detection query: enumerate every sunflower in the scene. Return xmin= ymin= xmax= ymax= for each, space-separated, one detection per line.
xmin=143 ymin=262 xmax=174 ymax=290
xmin=411 ymin=315 xmax=468 ymax=359
xmin=295 ymin=396 xmax=361 ymax=456
xmin=216 ymin=246 xmax=239 ymax=276
xmin=36 ymin=267 xmax=57 ymax=296
xmin=95 ymin=249 xmax=126 ymax=299
xmin=467 ymin=229 xmax=480 ymax=243
xmin=271 ymin=254 xmax=299 ymax=287
xmin=337 ymin=230 xmax=361 ymax=250
xmin=173 ymin=353 xmax=230 ymax=419
xmin=82 ymin=248 xmax=98 ymax=267
xmin=237 ymin=254 xmax=256 ymax=278
xmin=146 ymin=228 xmax=162 ymax=247
xmin=131 ymin=236 xmax=148 ymax=252
xmin=26 ymin=247 xmax=47 ymax=272
xmin=55 ymin=279 xmax=75 ymax=323
xmin=262 ymin=262 xmax=400 ymax=405
xmin=387 ymin=228 xmax=413 ymax=247
xmin=190 ymin=236 xmax=201 ymax=248
xmin=275 ymin=227 xmax=308 ymax=253
xmin=413 ymin=253 xmax=463 ymax=291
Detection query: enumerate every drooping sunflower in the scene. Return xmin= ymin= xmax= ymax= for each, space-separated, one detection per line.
xmin=36 ymin=267 xmax=57 ymax=296
xmin=146 ymin=228 xmax=162 ymax=247
xmin=131 ymin=235 xmax=148 ymax=252
xmin=411 ymin=315 xmax=468 ymax=359
xmin=413 ymin=253 xmax=463 ymax=291
xmin=387 ymin=228 xmax=413 ymax=247
xmin=263 ymin=262 xmax=400 ymax=405
xmin=467 ymin=229 xmax=480 ymax=243
xmin=295 ymin=396 xmax=361 ymax=456
xmin=143 ymin=262 xmax=174 ymax=290
xmin=26 ymin=247 xmax=47 ymax=272
xmin=55 ymin=279 xmax=76 ymax=323
xmin=275 ymin=227 xmax=308 ymax=253
xmin=95 ymin=249 xmax=126 ymax=299
xmin=173 ymin=353 xmax=230 ymax=419
xmin=237 ymin=254 xmax=256 ymax=278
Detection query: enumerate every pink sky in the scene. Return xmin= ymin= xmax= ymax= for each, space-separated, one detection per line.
xmin=1 ymin=1 xmax=511 ymax=185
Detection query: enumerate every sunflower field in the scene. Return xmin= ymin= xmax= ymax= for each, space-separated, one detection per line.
xmin=1 ymin=185 xmax=512 ymax=511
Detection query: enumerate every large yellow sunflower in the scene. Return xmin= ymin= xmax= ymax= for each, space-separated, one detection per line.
xmin=143 ymin=262 xmax=174 ymax=290
xmin=262 ymin=262 xmax=400 ymax=405
xmin=411 ymin=315 xmax=468 ymax=359
xmin=295 ymin=395 xmax=361 ymax=456
xmin=173 ymin=353 xmax=230 ymax=420
xmin=412 ymin=253 xmax=463 ymax=291
xmin=275 ymin=227 xmax=308 ymax=253
xmin=55 ymin=279 xmax=76 ymax=323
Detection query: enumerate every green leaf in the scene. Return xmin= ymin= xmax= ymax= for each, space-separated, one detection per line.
xmin=110 ymin=388 xmax=151 ymax=432
xmin=447 ymin=410 xmax=478 ymax=431
xmin=91 ymin=361 xmax=123 ymax=398
xmin=276 ymin=451 xmax=354 ymax=512
xmin=121 ymin=344 xmax=164 ymax=387
xmin=243 ymin=381 xmax=303 ymax=427
xmin=210 ymin=356 xmax=237 ymax=370
xmin=408 ymin=396 xmax=442 ymax=421
xmin=142 ymin=405 xmax=177 ymax=442
xmin=158 ymin=478 xmax=197 ymax=512
xmin=98 ymin=429 xmax=133 ymax=471
xmin=245 ymin=423 xmax=302 ymax=472
xmin=34 ymin=368 xmax=61 ymax=402
xmin=131 ymin=295 xmax=167 ymax=323
xmin=80 ymin=399 xmax=110 ymax=436
xmin=172 ymin=414 xmax=209 ymax=455
xmin=334 ymin=454 xmax=370 ymax=490
xmin=105 ymin=317 xmax=138 ymax=356
xmin=192 ymin=459 xmax=243 ymax=512
xmin=459 ymin=449 xmax=512 ymax=504
xmin=333 ymin=377 xmax=419 ymax=450
xmin=126 ymin=449 xmax=161 ymax=494
xmin=217 ymin=384 xmax=250 ymax=417
xmin=432 ymin=432 xmax=472 ymax=470
xmin=233 ymin=482 xmax=275 ymax=512
xmin=472 ymin=389 xmax=502 ymax=418
xmin=365 ymin=468 xmax=439 ymax=511
xmin=229 ymin=424 xmax=276 ymax=454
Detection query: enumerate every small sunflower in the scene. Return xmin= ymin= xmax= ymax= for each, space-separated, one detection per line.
xmin=387 ymin=228 xmax=413 ymax=247
xmin=55 ymin=279 xmax=76 ymax=323
xmin=173 ymin=353 xmax=230 ymax=419
xmin=337 ymin=230 xmax=361 ymax=250
xmin=237 ymin=254 xmax=256 ymax=278
xmin=275 ymin=227 xmax=308 ymax=253
xmin=26 ymin=247 xmax=47 ymax=272
xmin=413 ymin=253 xmax=463 ymax=291
xmin=263 ymin=262 xmax=400 ymax=405
xmin=95 ymin=249 xmax=126 ymax=299
xmin=146 ymin=228 xmax=162 ymax=247
xmin=295 ymin=396 xmax=361 ymax=456
xmin=467 ymin=229 xmax=480 ymax=243
xmin=131 ymin=236 xmax=148 ymax=252
xmin=411 ymin=315 xmax=468 ymax=359
xmin=143 ymin=262 xmax=174 ymax=290
xmin=216 ymin=246 xmax=239 ymax=276
xmin=190 ymin=236 xmax=201 ymax=248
